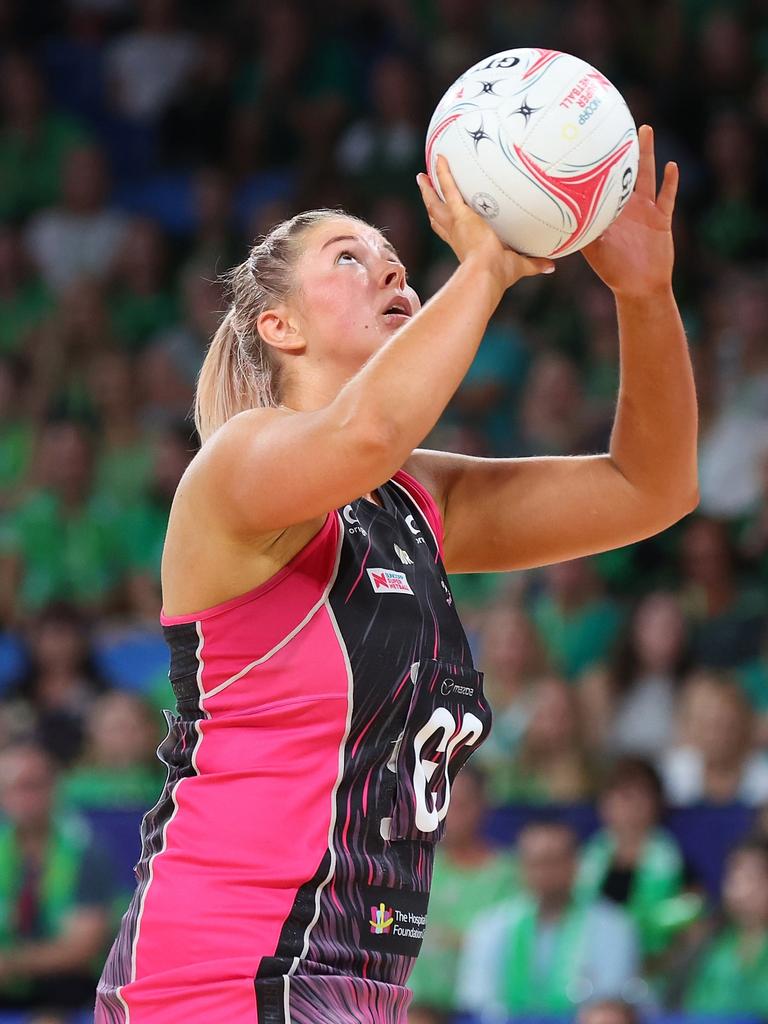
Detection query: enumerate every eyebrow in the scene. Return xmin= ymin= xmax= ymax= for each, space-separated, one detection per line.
xmin=320 ymin=233 xmax=400 ymax=260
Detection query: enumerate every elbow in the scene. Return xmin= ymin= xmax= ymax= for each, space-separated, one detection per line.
xmin=658 ymin=481 xmax=700 ymax=529
xmin=335 ymin=404 xmax=407 ymax=475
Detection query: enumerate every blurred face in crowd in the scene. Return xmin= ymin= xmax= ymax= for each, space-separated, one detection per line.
xmin=444 ymin=770 xmax=486 ymax=847
xmin=0 ymin=226 xmax=25 ymax=288
xmin=525 ymin=676 xmax=579 ymax=755
xmin=480 ymin=605 xmax=540 ymax=680
xmin=680 ymin=519 xmax=733 ymax=588
xmin=518 ymin=824 xmax=577 ymax=910
xmin=0 ymin=358 xmax=18 ymax=419
xmin=182 ymin=273 xmax=224 ymax=338
xmin=87 ymin=693 xmax=157 ymax=769
xmin=543 ymin=557 xmax=595 ymax=605
xmin=31 ymin=609 xmax=88 ymax=673
xmin=279 ymin=217 xmax=420 ymax=389
xmin=62 ymin=146 xmax=109 ymax=213
xmin=1 ymin=55 xmax=44 ymax=122
xmin=118 ymin=219 xmax=168 ymax=293
xmin=151 ymin=430 xmax=195 ymax=500
xmin=600 ymin=777 xmax=660 ymax=838
xmin=0 ymin=746 xmax=56 ymax=833
xmin=699 ymin=10 xmax=751 ymax=86
xmin=723 ymin=848 xmax=768 ymax=929
xmin=681 ymin=677 xmax=751 ymax=767
xmin=88 ymin=350 xmax=137 ymax=418
xmin=631 ymin=592 xmax=686 ymax=674
xmin=37 ymin=422 xmax=93 ymax=498
xmin=578 ymin=1001 xmax=638 ymax=1024
xmin=371 ymin=56 xmax=420 ymax=123
xmin=523 ymin=353 xmax=584 ymax=423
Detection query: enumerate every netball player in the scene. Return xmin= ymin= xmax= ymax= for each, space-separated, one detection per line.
xmin=95 ymin=125 xmax=696 ymax=1023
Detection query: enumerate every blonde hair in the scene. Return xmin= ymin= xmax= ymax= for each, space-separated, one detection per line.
xmin=194 ymin=208 xmax=366 ymax=444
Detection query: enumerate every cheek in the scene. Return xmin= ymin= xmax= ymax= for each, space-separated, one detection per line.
xmin=300 ymin=273 xmax=383 ymax=355
xmin=304 ymin=271 xmax=371 ymax=325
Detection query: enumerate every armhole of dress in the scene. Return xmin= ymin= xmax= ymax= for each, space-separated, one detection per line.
xmin=392 ymin=469 xmax=445 ymax=561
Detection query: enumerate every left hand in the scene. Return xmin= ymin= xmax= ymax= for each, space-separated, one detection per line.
xmin=582 ymin=124 xmax=678 ymax=299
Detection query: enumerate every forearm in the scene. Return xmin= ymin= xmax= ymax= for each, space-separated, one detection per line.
xmin=334 ymin=255 xmax=503 ymax=461
xmin=609 ymin=285 xmax=698 ymax=505
xmin=5 ymin=938 xmax=91 ymax=977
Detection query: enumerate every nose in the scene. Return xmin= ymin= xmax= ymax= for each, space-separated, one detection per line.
xmin=379 ymin=260 xmax=406 ymax=291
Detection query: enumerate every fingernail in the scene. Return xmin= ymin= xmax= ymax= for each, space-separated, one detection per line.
xmin=544 ymin=266 xmax=556 ymax=274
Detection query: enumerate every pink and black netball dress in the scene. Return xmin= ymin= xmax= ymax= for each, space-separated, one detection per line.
xmin=95 ymin=470 xmax=492 ymax=1024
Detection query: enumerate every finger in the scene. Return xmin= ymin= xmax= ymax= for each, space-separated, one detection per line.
xmin=435 ymin=155 xmax=466 ymax=210
xmin=417 ymin=173 xmax=452 ymax=233
xmin=656 ymin=160 xmax=679 ymax=220
xmin=635 ymin=124 xmax=656 ymax=201
xmin=515 ymin=254 xmax=556 ymax=278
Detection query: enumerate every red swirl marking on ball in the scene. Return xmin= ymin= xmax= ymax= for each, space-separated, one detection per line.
xmin=425 ymin=113 xmax=461 ymax=188
xmin=513 ymin=138 xmax=634 ymax=254
xmin=521 ymin=48 xmax=562 ymax=80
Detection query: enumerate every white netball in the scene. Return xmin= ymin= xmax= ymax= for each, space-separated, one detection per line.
xmin=425 ymin=48 xmax=640 ymax=258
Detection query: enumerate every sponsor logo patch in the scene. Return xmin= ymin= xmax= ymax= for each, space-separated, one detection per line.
xmin=394 ymin=544 xmax=413 ymax=565
xmin=369 ymin=903 xmax=394 ymax=934
xmin=360 ymin=885 xmax=429 ymax=956
xmin=440 ymin=678 xmax=475 ymax=697
xmin=367 ymin=568 xmax=414 ymax=595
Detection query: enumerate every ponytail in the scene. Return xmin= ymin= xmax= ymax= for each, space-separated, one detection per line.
xmin=193 ymin=208 xmax=368 ymax=446
xmin=194 ymin=308 xmax=276 ymax=445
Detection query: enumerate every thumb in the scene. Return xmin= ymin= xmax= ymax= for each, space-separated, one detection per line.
xmin=515 ymin=254 xmax=556 ymax=278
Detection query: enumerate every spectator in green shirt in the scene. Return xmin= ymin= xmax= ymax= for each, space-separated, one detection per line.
xmin=59 ymin=692 xmax=165 ymax=811
xmin=577 ymin=758 xmax=702 ymax=957
xmin=678 ymin=516 xmax=768 ymax=669
xmin=88 ymin=349 xmax=156 ymax=509
xmin=0 ymin=226 xmax=55 ymax=358
xmin=120 ymin=419 xmax=199 ymax=620
xmin=529 ymin=557 xmax=625 ymax=682
xmin=500 ymin=675 xmax=597 ymax=805
xmin=0 ymin=54 xmax=88 ymax=221
xmin=473 ymin=605 xmax=547 ymax=805
xmin=0 ymin=419 xmax=128 ymax=622
xmin=0 ymin=355 xmax=36 ymax=509
xmin=408 ymin=767 xmax=518 ymax=1015
xmin=109 ymin=219 xmax=179 ymax=353
xmin=0 ymin=741 xmax=116 ymax=1012
xmin=675 ymin=839 xmax=768 ymax=1014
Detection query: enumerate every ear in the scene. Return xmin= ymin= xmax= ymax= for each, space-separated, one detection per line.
xmin=256 ymin=307 xmax=304 ymax=354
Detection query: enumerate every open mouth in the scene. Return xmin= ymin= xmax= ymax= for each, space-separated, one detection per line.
xmin=381 ymin=296 xmax=413 ymax=319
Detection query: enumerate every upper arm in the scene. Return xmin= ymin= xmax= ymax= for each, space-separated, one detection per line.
xmin=186 ymin=406 xmax=400 ymax=538
xmin=405 ymin=448 xmax=697 ymax=574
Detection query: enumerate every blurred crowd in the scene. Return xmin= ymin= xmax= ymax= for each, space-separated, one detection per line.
xmin=0 ymin=0 xmax=766 ymax=1019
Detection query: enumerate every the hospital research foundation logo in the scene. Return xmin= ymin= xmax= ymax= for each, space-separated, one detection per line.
xmin=369 ymin=902 xmax=394 ymax=935
xmin=361 ymin=885 xmax=428 ymax=956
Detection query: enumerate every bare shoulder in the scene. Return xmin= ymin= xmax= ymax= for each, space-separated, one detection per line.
xmin=188 ymin=406 xmax=289 ymax=490
xmin=160 ymin=410 xmax=326 ymax=617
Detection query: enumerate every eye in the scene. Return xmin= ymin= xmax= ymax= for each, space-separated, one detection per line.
xmin=336 ymin=250 xmax=359 ymax=265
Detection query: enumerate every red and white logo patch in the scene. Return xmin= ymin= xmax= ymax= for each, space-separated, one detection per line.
xmin=367 ymin=568 xmax=414 ymax=595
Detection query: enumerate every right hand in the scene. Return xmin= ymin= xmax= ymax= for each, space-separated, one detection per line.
xmin=417 ymin=155 xmax=555 ymax=290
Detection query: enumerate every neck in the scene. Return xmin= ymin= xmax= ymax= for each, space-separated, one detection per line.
xmin=536 ymin=893 xmax=570 ymax=921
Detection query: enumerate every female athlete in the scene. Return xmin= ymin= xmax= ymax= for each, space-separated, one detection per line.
xmin=95 ymin=125 xmax=697 ymax=1023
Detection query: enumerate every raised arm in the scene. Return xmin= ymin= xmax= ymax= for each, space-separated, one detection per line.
xmin=188 ymin=160 xmax=553 ymax=540
xmin=406 ymin=125 xmax=699 ymax=573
